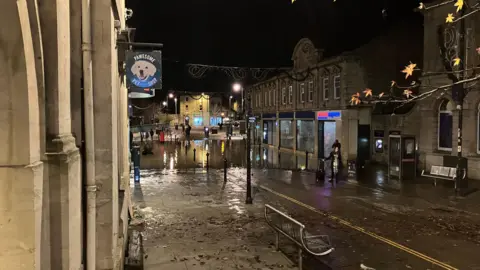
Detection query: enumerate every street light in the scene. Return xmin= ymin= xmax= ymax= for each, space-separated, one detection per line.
xmin=168 ymin=93 xmax=174 ymax=99
xmin=232 ymin=83 xmax=244 ymax=114
xmin=232 ymin=82 xmax=252 ymax=204
xmin=162 ymin=101 xmax=167 ymax=106
xmin=174 ymin=97 xmax=178 ymax=124
xmin=229 ymin=96 xmax=233 ymax=117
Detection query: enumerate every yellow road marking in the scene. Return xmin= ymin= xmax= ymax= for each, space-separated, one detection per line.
xmin=259 ymin=185 xmax=459 ymax=270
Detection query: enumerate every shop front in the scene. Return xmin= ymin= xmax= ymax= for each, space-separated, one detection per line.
xmin=279 ymin=112 xmax=295 ymax=149
xmin=295 ymin=111 xmax=315 ymax=153
xmin=317 ymin=111 xmax=340 ymax=158
xmin=262 ymin=113 xmax=276 ymax=145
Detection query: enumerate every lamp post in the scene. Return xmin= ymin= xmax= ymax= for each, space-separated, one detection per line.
xmin=162 ymin=101 xmax=167 ymax=123
xmin=229 ymin=95 xmax=233 ymax=117
xmin=233 ymin=83 xmax=243 ymax=114
xmin=234 ymin=83 xmax=252 ymax=204
xmin=174 ymin=97 xmax=178 ymax=124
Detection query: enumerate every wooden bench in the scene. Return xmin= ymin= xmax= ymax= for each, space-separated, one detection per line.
xmin=421 ymin=165 xmax=465 ymax=189
xmin=264 ymin=204 xmax=333 ymax=269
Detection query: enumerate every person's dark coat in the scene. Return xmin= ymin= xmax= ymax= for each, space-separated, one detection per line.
xmin=325 ymin=150 xmax=343 ymax=174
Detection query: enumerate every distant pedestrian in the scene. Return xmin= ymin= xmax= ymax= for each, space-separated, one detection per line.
xmin=185 ymin=124 xmax=191 ymax=141
xmin=149 ymin=129 xmax=154 ymax=141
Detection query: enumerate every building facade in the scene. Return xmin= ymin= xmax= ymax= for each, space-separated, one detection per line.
xmin=248 ymin=38 xmax=372 ymax=168
xmin=0 ymin=0 xmax=131 ymax=269
xmin=371 ymin=0 xmax=480 ymax=180
xmin=180 ymin=94 xmax=229 ymax=127
xmin=248 ymin=24 xmax=423 ymax=169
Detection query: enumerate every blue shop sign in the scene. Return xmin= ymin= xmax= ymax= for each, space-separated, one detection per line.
xmin=317 ymin=111 xmax=341 ymax=120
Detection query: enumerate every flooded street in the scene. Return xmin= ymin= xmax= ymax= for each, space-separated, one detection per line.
xmin=132 ymin=139 xmax=480 ymax=269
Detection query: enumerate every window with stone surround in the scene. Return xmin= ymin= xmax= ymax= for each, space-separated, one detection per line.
xmin=438 ymin=99 xmax=453 ymax=151
xmin=308 ymin=81 xmax=314 ymax=102
xmin=334 ymin=75 xmax=341 ymax=99
xmin=300 ymin=83 xmax=305 ymax=103
xmin=282 ymin=87 xmax=286 ymax=104
xmin=323 ymin=77 xmax=329 ymax=100
xmin=288 ymin=85 xmax=293 ymax=104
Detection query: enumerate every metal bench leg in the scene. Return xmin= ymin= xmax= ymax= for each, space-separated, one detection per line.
xmin=275 ymin=232 xmax=279 ymax=251
xmin=298 ymin=248 xmax=303 ymax=269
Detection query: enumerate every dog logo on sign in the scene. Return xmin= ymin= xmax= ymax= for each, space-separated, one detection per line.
xmin=128 ymin=53 xmax=161 ymax=88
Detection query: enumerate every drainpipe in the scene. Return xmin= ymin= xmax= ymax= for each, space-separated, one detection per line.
xmin=81 ymin=0 xmax=96 ymax=268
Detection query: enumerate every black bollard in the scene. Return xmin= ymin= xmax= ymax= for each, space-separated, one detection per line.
xmin=305 ymin=151 xmax=309 ymax=170
xmin=224 ymin=157 xmax=227 ymax=182
xmin=193 ymin=148 xmax=196 ymax=161
xmin=132 ymin=145 xmax=141 ymax=183
xmin=206 ymin=152 xmax=210 ymax=170
xmin=278 ymin=146 xmax=281 ymax=169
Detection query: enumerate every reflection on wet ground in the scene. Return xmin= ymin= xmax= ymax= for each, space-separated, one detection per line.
xmin=133 ymin=140 xmax=480 ymax=269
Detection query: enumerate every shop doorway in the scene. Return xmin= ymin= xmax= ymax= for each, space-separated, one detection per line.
xmin=317 ymin=121 xmax=336 ymax=158
xmin=357 ymin=124 xmax=371 ymax=167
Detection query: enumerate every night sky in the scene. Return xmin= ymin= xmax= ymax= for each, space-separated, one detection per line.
xmin=126 ymin=0 xmax=422 ymax=98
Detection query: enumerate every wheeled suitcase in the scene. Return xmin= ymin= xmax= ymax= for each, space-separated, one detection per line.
xmin=316 ymin=159 xmax=326 ymax=183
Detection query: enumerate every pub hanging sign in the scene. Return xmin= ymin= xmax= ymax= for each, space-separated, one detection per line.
xmin=126 ymin=51 xmax=162 ymax=91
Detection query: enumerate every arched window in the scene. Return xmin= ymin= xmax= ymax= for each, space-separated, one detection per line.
xmin=438 ymin=99 xmax=453 ymax=151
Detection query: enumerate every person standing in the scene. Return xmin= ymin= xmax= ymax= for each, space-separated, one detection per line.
xmin=185 ymin=124 xmax=191 ymax=141
xmin=149 ymin=129 xmax=154 ymax=141
xmin=325 ymin=146 xmax=342 ymax=183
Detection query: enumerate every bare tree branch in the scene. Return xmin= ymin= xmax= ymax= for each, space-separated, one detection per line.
xmin=422 ymin=0 xmax=456 ymax=10
xmin=453 ymin=6 xmax=480 ymax=22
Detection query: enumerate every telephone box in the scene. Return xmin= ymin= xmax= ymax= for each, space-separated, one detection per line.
xmin=388 ymin=134 xmax=417 ymax=181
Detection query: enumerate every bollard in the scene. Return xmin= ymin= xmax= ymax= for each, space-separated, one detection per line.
xmin=224 ymin=158 xmax=227 ymax=182
xmin=193 ymin=148 xmax=196 ymax=161
xmin=206 ymin=153 xmax=210 ymax=170
xmin=305 ymin=151 xmax=309 ymax=170
xmin=278 ymin=146 xmax=281 ymax=169
xmin=132 ymin=145 xmax=141 ymax=183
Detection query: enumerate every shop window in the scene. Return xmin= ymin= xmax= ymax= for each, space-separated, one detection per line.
xmin=280 ymin=120 xmax=294 ymax=149
xmin=297 ymin=120 xmax=314 ymax=152
xmin=438 ymin=99 xmax=453 ymax=151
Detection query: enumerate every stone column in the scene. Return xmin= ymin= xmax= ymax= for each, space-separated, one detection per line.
xmin=118 ymin=78 xmax=130 ymax=190
xmin=38 ymin=0 xmax=82 ymax=269
xmin=0 ymin=1 xmax=43 ymax=269
xmin=92 ymin=2 xmax=119 ymax=269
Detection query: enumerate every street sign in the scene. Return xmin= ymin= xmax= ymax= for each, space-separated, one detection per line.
xmin=248 ymin=116 xmax=256 ymax=123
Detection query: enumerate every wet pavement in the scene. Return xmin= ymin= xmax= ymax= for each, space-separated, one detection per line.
xmin=132 ymin=140 xmax=480 ymax=269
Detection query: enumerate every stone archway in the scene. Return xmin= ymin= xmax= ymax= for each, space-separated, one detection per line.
xmin=0 ymin=0 xmax=44 ymax=270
